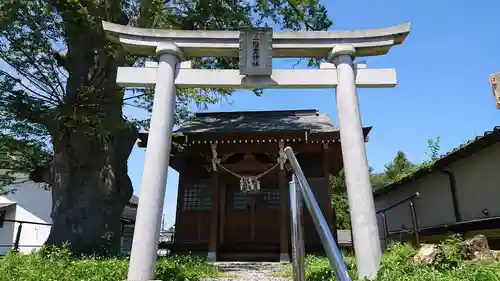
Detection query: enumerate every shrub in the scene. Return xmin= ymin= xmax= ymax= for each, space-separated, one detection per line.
xmin=378 ymin=242 xmax=500 ymax=281
xmin=0 ymin=246 xmax=220 ymax=281
xmin=278 ymin=240 xmax=500 ymax=281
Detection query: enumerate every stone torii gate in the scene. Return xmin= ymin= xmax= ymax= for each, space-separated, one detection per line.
xmin=102 ymin=21 xmax=410 ymax=281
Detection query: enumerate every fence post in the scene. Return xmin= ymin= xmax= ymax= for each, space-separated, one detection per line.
xmin=13 ymin=222 xmax=22 ymax=252
xmin=381 ymin=213 xmax=389 ymax=250
xmin=408 ymin=200 xmax=420 ymax=248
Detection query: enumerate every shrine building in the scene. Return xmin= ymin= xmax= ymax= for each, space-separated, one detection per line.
xmin=139 ymin=109 xmax=372 ymax=261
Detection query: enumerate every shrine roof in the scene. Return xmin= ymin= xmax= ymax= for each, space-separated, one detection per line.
xmin=174 ymin=109 xmax=336 ymax=134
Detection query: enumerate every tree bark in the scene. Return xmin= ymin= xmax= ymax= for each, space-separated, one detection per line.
xmin=44 ymin=117 xmax=138 ymax=255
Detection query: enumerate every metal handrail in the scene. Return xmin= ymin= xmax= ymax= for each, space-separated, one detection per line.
xmin=376 ymin=192 xmax=421 ymax=249
xmin=285 ymin=147 xmax=352 ymax=281
xmin=375 ymin=192 xmax=420 ymax=214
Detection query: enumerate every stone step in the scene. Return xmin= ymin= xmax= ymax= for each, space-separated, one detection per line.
xmin=203 ymin=276 xmax=290 ymax=281
xmin=203 ymin=262 xmax=291 ymax=281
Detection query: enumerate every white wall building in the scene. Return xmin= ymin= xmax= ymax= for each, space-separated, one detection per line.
xmin=0 ymin=177 xmax=138 ymax=255
xmin=374 ymin=127 xmax=500 ymax=248
xmin=0 ymin=180 xmax=52 ymax=255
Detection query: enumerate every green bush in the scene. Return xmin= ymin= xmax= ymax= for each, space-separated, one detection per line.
xmin=0 ymin=246 xmax=220 ymax=281
xmin=377 ymin=242 xmax=500 ymax=281
xmin=278 ymin=239 xmax=500 ymax=281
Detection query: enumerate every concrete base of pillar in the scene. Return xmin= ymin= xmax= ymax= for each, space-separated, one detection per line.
xmin=207 ymin=252 xmax=217 ymax=262
xmin=280 ymin=253 xmax=290 ymax=263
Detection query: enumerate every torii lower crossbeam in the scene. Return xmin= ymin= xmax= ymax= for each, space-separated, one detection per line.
xmin=117 ymin=65 xmax=397 ymax=89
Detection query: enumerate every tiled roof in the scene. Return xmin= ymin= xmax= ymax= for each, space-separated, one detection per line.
xmin=137 ymin=109 xmax=373 ymax=149
xmin=374 ymin=126 xmax=500 ymax=197
xmin=174 ymin=109 xmax=337 ymax=134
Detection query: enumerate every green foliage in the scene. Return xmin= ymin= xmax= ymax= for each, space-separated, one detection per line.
xmin=278 ymin=239 xmax=500 ymax=281
xmin=0 ymin=246 xmax=220 ymax=281
xmin=427 ymin=137 xmax=442 ymax=161
xmin=0 ymin=136 xmax=51 ymax=192
xmin=370 ymin=168 xmax=389 ymax=190
xmin=330 ymin=152 xmax=419 ymax=229
xmin=383 ymin=151 xmax=420 ymax=184
xmin=304 ymin=254 xmax=358 ymax=281
xmin=421 ymin=136 xmax=441 ymax=167
xmin=0 ymin=0 xmax=333 ymax=252
xmin=329 ymin=170 xmax=350 ymax=229
xmin=377 ymin=240 xmax=500 ymax=281
xmin=0 ymin=0 xmax=334 ymax=187
xmin=433 ymin=235 xmax=464 ymax=271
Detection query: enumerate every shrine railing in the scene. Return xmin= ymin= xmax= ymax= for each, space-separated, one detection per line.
xmin=284 ymin=147 xmax=352 ymax=281
xmin=0 ymin=219 xmax=51 ymax=254
xmin=0 ymin=218 xmax=135 ymax=255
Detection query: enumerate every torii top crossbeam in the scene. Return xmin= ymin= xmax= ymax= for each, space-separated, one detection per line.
xmin=102 ymin=21 xmax=410 ymax=58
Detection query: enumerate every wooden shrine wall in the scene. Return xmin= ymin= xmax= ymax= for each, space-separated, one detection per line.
xmin=296 ymin=153 xmax=336 ymax=250
xmin=173 ymin=149 xmax=339 ymax=253
xmin=174 ymin=174 xmax=213 ymax=251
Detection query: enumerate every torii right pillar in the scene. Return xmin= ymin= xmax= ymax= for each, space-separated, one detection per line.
xmin=329 ymin=45 xmax=381 ymax=280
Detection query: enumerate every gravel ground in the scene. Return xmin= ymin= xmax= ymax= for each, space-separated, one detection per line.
xmin=202 ymin=262 xmax=291 ymax=281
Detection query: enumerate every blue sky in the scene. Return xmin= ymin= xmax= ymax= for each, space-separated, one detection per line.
xmin=126 ymin=0 xmax=500 ymax=228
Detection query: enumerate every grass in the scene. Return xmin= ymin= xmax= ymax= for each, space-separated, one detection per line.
xmin=276 ymin=236 xmax=500 ymax=281
xmin=3 ymin=236 xmax=500 ymax=281
xmin=0 ymin=246 xmax=221 ymax=281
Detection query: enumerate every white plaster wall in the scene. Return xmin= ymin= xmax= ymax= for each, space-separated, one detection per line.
xmin=0 ymin=204 xmax=16 ymax=255
xmin=0 ymin=179 xmax=52 ymax=255
xmin=0 ymin=169 xmax=16 ymax=254
xmin=0 ymin=170 xmax=138 ymax=255
xmin=375 ymin=172 xmax=455 ymax=233
xmin=451 ymin=142 xmax=500 ymax=221
xmin=375 ymin=141 xmax=500 ymax=236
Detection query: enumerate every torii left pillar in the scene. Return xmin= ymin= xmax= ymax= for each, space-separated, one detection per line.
xmin=127 ymin=43 xmax=183 ymax=281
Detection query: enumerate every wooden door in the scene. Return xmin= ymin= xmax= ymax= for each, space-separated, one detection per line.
xmin=253 ymin=187 xmax=280 ymax=245
xmin=224 ymin=185 xmax=253 ymax=246
xmin=224 ymin=184 xmax=281 ymax=252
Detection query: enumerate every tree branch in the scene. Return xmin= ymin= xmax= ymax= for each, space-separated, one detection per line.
xmin=137 ymin=0 xmax=154 ymax=27
xmin=2 ymin=36 xmax=63 ymax=99
xmin=0 ymin=57 xmax=61 ymax=104
xmin=285 ymin=0 xmax=318 ymax=31
xmin=0 ymin=71 xmax=59 ymax=106
xmin=52 ymin=51 xmax=68 ymax=70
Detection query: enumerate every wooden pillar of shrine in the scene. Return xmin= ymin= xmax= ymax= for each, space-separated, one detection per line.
xmin=323 ymin=144 xmax=338 ymax=243
xmin=208 ymin=145 xmax=220 ymax=262
xmin=174 ymin=160 xmax=187 ymax=247
xmin=218 ymin=177 xmax=226 ymax=245
xmin=279 ymin=168 xmax=290 ymax=262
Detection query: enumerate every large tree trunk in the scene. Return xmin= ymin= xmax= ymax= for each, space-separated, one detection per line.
xmin=44 ymin=115 xmax=138 ymax=255
xmin=36 ymin=18 xmax=140 ymax=253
